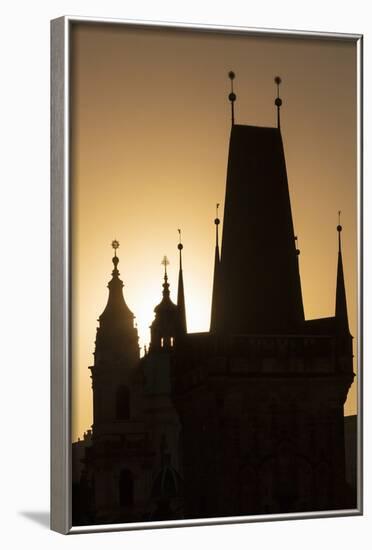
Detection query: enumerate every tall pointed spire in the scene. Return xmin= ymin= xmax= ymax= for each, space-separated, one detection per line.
xmin=274 ymin=76 xmax=282 ymax=130
xmin=228 ymin=71 xmax=236 ymax=126
xmin=210 ymin=203 xmax=222 ymax=332
xmin=177 ymin=229 xmax=187 ymax=333
xmin=335 ymin=211 xmax=349 ymax=332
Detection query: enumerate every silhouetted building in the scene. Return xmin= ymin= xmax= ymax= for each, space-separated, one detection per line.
xmin=72 ymin=73 xmax=356 ymax=525
xmin=72 ymin=430 xmax=93 ymax=525
xmin=344 ymin=415 xmax=357 ymax=493
xmin=172 ymin=73 xmax=355 ymax=517
xmin=73 ymin=244 xmax=185 ymax=525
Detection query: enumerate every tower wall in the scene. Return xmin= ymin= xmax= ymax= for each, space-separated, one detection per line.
xmin=172 ymin=332 xmax=354 ymax=517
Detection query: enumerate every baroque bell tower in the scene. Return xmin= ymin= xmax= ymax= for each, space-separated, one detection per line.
xmin=87 ymin=241 xmax=147 ymax=523
xmin=90 ymin=240 xmax=139 ymax=435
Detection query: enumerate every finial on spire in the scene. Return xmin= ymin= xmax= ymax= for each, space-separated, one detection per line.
xmin=335 ymin=209 xmax=349 ymax=331
xmin=111 ymin=239 xmax=120 ymax=256
xmin=274 ymin=76 xmax=282 ymax=130
xmin=214 ymin=203 xmax=221 ymax=249
xmin=111 ymin=239 xmax=120 ymax=269
xmin=295 ymin=235 xmax=300 ymax=256
xmin=337 ymin=210 xmax=343 ymax=251
xmin=228 ymin=71 xmax=236 ymax=126
xmin=161 ymin=255 xmax=169 ymax=276
xmin=176 ymin=229 xmax=187 ymax=333
xmin=161 ymin=256 xmax=170 ymax=297
xmin=177 ymin=229 xmax=183 ymax=270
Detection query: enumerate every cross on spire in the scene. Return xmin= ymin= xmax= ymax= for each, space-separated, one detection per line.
xmin=162 ymin=255 xmax=169 ymax=275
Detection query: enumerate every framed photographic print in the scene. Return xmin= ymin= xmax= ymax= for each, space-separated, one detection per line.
xmin=51 ymin=16 xmax=363 ymax=534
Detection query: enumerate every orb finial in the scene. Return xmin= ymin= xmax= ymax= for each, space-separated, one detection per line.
xmin=274 ymin=76 xmax=282 ymax=129
xmin=111 ymin=239 xmax=120 ymax=269
xmin=177 ymin=228 xmax=184 ymax=270
xmin=177 ymin=228 xmax=183 ymax=251
xmin=214 ymin=202 xmax=221 ymax=249
xmin=111 ymin=239 xmax=120 ymax=258
xmin=337 ymin=210 xmax=343 ymax=253
xmin=214 ymin=203 xmax=220 ymax=226
xmin=111 ymin=239 xmax=120 ymax=256
xmin=228 ymin=71 xmax=237 ymax=125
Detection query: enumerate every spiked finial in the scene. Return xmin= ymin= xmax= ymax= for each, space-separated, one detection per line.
xmin=228 ymin=71 xmax=236 ymax=126
xmin=177 ymin=229 xmax=187 ymax=333
xmin=337 ymin=210 xmax=342 ymax=233
xmin=274 ymin=76 xmax=282 ymax=129
xmin=295 ymin=235 xmax=300 ymax=256
xmin=215 ymin=203 xmax=221 ymax=249
xmin=178 ymin=228 xmax=183 ymax=249
xmin=337 ymin=210 xmax=343 ymax=253
xmin=177 ymin=229 xmax=183 ymax=269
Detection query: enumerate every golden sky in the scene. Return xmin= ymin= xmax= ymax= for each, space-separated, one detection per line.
xmin=71 ymin=23 xmax=358 ymax=442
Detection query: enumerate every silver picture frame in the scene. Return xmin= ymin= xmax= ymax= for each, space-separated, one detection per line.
xmin=51 ymin=15 xmax=363 ymax=534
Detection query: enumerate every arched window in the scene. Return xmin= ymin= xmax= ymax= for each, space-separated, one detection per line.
xmin=119 ymin=469 xmax=134 ymax=507
xmin=116 ymin=385 xmax=130 ymax=420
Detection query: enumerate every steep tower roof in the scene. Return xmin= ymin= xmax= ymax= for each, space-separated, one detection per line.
xmin=211 ymin=75 xmax=304 ymax=334
xmin=94 ymin=240 xmax=139 ymax=366
xmin=99 ymin=243 xmax=135 ymax=328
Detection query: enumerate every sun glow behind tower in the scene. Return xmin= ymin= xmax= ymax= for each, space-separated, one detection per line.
xmin=70 ymin=24 xmax=357 ymax=442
